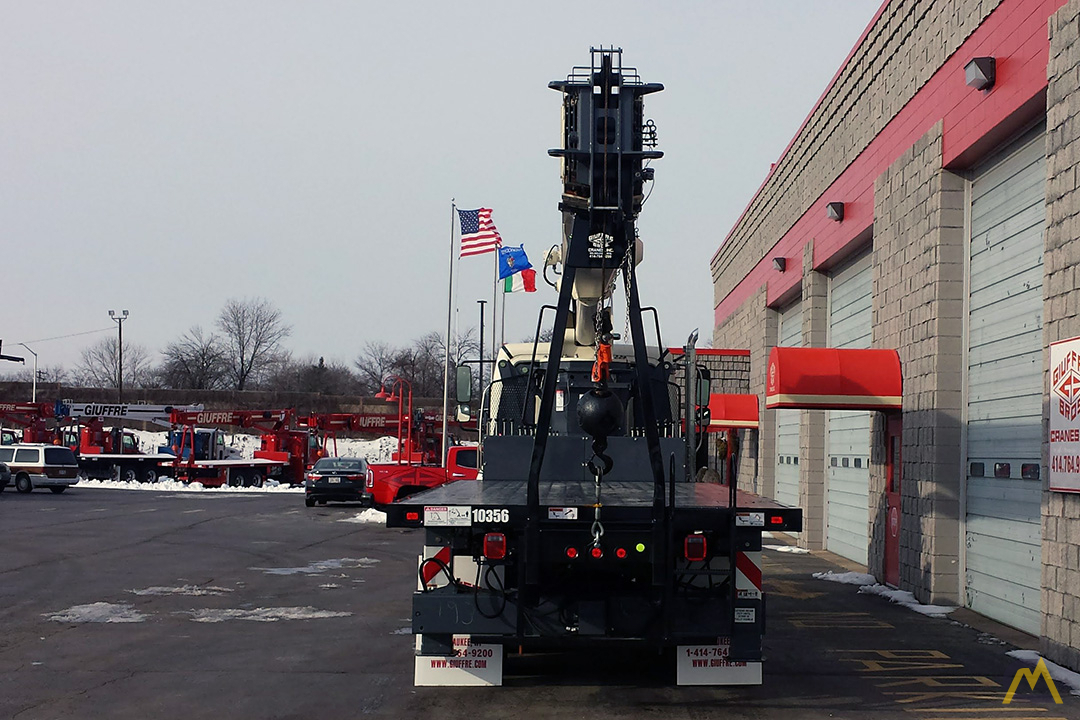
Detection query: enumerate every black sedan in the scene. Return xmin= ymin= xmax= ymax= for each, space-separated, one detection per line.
xmin=304 ymin=457 xmax=371 ymax=507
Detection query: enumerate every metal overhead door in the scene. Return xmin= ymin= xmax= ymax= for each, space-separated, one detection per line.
xmin=827 ymin=252 xmax=873 ymax=566
xmin=965 ymin=127 xmax=1045 ymax=635
xmin=774 ymin=303 xmax=802 ymax=510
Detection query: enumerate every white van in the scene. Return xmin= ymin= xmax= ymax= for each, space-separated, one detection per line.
xmin=0 ymin=444 xmax=82 ymax=493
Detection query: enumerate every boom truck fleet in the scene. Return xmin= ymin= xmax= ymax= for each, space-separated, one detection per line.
xmin=384 ymin=49 xmax=802 ymax=686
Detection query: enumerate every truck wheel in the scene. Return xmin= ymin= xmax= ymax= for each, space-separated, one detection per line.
xmin=305 ymin=496 xmax=315 ymax=507
xmin=229 ymin=470 xmax=245 ymax=487
xmin=248 ymin=472 xmax=263 ymax=488
xmin=121 ymin=467 xmax=138 ymax=483
xmin=15 ymin=474 xmax=32 ymax=493
xmin=49 ymin=486 xmax=67 ymax=494
xmin=142 ymin=467 xmax=158 ymax=483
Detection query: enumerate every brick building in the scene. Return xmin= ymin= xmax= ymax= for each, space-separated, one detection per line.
xmin=711 ymin=0 xmax=1080 ymax=668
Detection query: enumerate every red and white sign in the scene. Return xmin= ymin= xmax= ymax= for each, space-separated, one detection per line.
xmin=1050 ymin=336 xmax=1080 ymax=492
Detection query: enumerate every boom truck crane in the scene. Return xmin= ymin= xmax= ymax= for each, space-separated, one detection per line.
xmin=299 ymin=410 xmax=478 ymax=508
xmin=0 ymin=402 xmax=56 ymax=445
xmin=385 ymin=48 xmax=801 ymax=686
xmin=165 ymin=409 xmax=325 ymax=488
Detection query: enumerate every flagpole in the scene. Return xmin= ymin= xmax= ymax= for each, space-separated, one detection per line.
xmin=441 ymin=199 xmax=456 ymax=463
xmin=491 ymin=242 xmax=499 ymax=372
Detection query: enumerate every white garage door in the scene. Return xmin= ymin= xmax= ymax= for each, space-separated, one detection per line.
xmin=827 ymin=252 xmax=873 ymax=566
xmin=775 ymin=302 xmax=802 ymax=510
xmin=965 ymin=126 xmax=1045 ymax=635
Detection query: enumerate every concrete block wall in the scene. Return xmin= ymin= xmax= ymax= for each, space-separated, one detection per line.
xmin=870 ymin=121 xmax=964 ymax=604
xmin=714 ymin=286 xmax=769 ymax=494
xmin=799 ymin=241 xmax=829 ymax=549
xmin=711 ymin=0 xmax=1003 ymax=299
xmin=1042 ymin=0 xmax=1080 ymax=673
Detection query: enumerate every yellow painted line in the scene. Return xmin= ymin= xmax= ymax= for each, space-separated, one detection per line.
xmin=768 ymin=580 xmax=826 ymax=600
xmin=874 ymin=676 xmax=1001 ymax=688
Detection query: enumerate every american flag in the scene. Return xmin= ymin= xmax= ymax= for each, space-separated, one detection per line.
xmin=458 ymin=207 xmax=503 ymax=258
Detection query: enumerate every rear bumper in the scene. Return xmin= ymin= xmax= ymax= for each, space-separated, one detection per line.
xmin=304 ymin=483 xmax=373 ymax=505
xmin=29 ymin=473 xmax=80 ymax=487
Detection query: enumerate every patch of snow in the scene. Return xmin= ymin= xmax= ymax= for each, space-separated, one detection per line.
xmin=857 ymin=584 xmax=955 ymax=617
xmin=319 ymin=583 xmax=340 ymax=590
xmin=812 ymin=570 xmax=877 ymax=585
xmin=392 ymin=627 xmax=412 ymax=635
xmin=253 ymin=558 xmax=380 ymax=575
xmin=339 ymin=509 xmax=386 ymax=524
xmin=764 ymin=544 xmax=811 ymax=554
xmin=77 ymin=478 xmax=302 ymax=494
xmin=46 ymin=602 xmax=147 ymax=623
xmin=129 ymin=585 xmax=233 ymax=597
xmin=1008 ymin=650 xmax=1080 ymax=696
xmin=761 ymin=531 xmax=775 ymax=539
xmin=186 ymin=606 xmax=352 ymax=622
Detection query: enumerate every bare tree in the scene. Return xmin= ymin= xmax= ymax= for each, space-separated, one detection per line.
xmin=74 ymin=337 xmax=153 ymax=389
xmin=353 ymin=341 xmax=399 ymax=395
xmin=158 ymin=326 xmax=229 ymax=390
xmin=216 ymin=297 xmax=292 ymax=390
xmin=266 ymin=354 xmax=359 ymax=394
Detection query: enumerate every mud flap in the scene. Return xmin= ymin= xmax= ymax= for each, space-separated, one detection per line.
xmin=414 ymin=635 xmax=503 ymax=687
xmin=676 ymin=639 xmax=762 ymax=686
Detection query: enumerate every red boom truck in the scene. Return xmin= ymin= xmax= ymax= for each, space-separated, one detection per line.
xmin=165 ymin=408 xmax=327 ymax=487
xmin=300 ymin=408 xmax=478 ymax=508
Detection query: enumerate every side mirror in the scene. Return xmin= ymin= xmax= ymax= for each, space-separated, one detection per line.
xmin=456 ymin=404 xmax=472 ymax=422
xmin=696 ymin=369 xmax=712 ymax=408
xmin=456 ymin=365 xmax=473 ymax=404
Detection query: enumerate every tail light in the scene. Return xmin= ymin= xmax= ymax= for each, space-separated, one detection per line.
xmin=565 ymin=547 xmax=579 ymax=559
xmin=305 ymin=473 xmax=317 ymax=481
xmin=483 ymin=533 xmax=507 ymax=560
xmin=589 ymin=546 xmax=603 ymax=559
xmin=684 ymin=534 xmax=707 ymax=562
xmin=615 ymin=547 xmax=627 ymax=559
xmin=366 ymin=470 xmax=374 ymax=488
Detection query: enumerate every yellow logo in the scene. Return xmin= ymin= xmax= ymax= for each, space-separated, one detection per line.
xmin=1004 ymin=659 xmax=1063 ymax=704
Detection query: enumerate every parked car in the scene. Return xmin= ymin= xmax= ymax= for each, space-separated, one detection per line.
xmin=0 ymin=461 xmax=10 ymax=492
xmin=304 ymin=457 xmax=369 ymax=507
xmin=0 ymin=444 xmax=81 ymax=494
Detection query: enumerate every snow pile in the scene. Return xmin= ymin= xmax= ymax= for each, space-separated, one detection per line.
xmin=338 ymin=509 xmax=386 ymax=524
xmin=812 ymin=570 xmax=877 ymax=585
xmin=186 ymin=607 xmax=352 ymax=623
xmin=46 ymin=602 xmax=147 ymax=623
xmin=129 ymin=585 xmax=233 ymax=596
xmin=813 ymin=571 xmax=955 ymax=617
xmin=764 ymin=544 xmax=810 ymax=554
xmin=252 ymin=558 xmax=380 ymax=576
xmin=857 ymin=584 xmax=955 ymax=617
xmin=76 ymin=478 xmax=302 ymax=494
xmin=1008 ymin=650 xmax=1080 ymax=696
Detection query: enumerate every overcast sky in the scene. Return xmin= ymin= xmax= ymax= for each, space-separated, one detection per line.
xmin=1 ymin=1 xmax=883 ymax=374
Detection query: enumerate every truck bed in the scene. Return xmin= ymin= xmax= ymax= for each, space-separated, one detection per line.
xmin=385 ymin=479 xmax=802 ymax=530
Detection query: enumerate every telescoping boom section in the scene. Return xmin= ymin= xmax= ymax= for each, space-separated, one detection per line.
xmin=385 ymin=49 xmax=801 ymax=687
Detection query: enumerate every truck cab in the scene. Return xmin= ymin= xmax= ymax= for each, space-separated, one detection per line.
xmin=160 ymin=428 xmax=228 ymax=461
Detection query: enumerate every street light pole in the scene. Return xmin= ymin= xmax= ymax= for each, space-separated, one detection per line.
xmin=109 ymin=310 xmax=129 ymax=404
xmin=17 ymin=343 xmax=38 ymax=402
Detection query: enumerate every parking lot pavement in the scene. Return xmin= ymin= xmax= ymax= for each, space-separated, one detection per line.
xmin=2 ymin=488 xmax=1077 ymax=720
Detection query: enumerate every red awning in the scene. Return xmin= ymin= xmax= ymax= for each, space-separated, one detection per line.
xmin=765 ymin=347 xmax=902 ymax=411
xmin=707 ymin=394 xmax=759 ymax=431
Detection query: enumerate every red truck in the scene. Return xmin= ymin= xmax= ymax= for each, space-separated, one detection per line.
xmin=300 ymin=410 xmax=479 ymax=508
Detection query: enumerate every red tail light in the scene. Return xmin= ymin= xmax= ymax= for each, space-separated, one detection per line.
xmin=565 ymin=547 xmax=579 ymax=559
xmin=483 ymin=533 xmax=507 ymax=560
xmin=366 ymin=470 xmax=374 ymax=488
xmin=684 ymin=534 xmax=707 ymax=562
xmin=590 ymin=546 xmax=603 ymax=559
xmin=405 ymin=511 xmax=419 ymax=521
xmin=770 ymin=515 xmax=784 ymax=525
xmin=615 ymin=547 xmax=628 ymax=559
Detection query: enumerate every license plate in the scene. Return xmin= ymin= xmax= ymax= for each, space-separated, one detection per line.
xmin=328 ymin=478 xmax=341 ymax=484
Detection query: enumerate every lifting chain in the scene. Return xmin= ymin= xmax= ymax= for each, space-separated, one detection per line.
xmin=584 ymin=437 xmax=612 ymax=548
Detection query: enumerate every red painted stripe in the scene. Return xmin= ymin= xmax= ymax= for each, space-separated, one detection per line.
xmin=736 ymin=551 xmax=762 ymax=591
xmin=421 ymin=546 xmax=452 ymax=584
xmin=714 ymin=0 xmax=1063 ymax=327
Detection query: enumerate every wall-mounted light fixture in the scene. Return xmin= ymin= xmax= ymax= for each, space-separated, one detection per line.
xmin=772 ymin=257 xmax=786 ymax=272
xmin=826 ymin=202 xmax=845 ymax=222
xmin=965 ymin=57 xmax=995 ymax=91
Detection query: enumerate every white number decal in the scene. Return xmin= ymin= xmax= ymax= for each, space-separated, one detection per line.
xmin=472 ymin=508 xmax=509 ymax=523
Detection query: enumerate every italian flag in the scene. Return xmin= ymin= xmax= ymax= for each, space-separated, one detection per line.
xmin=504 ymin=268 xmax=537 ymax=293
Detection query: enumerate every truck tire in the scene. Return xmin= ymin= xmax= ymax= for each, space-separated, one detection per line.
xmin=49 ymin=486 xmax=67 ymax=494
xmin=305 ymin=496 xmax=315 ymax=507
xmin=120 ymin=467 xmax=138 ymax=483
xmin=248 ymin=472 xmax=263 ymax=488
xmin=15 ymin=474 xmax=32 ymax=493
xmin=142 ymin=467 xmax=158 ymax=483
xmin=229 ymin=470 xmax=245 ymax=487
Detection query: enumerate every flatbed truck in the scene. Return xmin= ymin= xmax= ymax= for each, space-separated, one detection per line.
xmin=385 ymin=49 xmax=801 ymax=686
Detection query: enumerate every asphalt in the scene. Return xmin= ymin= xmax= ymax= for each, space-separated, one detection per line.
xmin=0 ymin=486 xmax=1075 ymax=719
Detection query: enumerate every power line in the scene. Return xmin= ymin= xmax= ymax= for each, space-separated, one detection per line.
xmin=17 ymin=327 xmax=114 ymax=345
